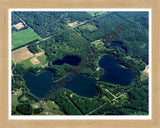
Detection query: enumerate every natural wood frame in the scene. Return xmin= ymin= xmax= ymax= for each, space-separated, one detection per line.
xmin=0 ymin=0 xmax=160 ymax=127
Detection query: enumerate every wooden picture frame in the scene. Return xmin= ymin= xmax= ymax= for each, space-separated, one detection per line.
xmin=0 ymin=0 xmax=160 ymax=127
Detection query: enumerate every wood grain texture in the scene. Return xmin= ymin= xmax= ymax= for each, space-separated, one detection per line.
xmin=0 ymin=0 xmax=160 ymax=128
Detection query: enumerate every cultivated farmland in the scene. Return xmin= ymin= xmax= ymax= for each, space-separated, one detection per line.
xmin=30 ymin=57 xmax=40 ymax=65
xmin=37 ymin=55 xmax=48 ymax=65
xmin=12 ymin=27 xmax=42 ymax=48
xmin=19 ymin=57 xmax=41 ymax=69
xmin=35 ymin=51 xmax=45 ymax=57
xmin=13 ymin=22 xmax=24 ymax=30
xmin=12 ymin=47 xmax=34 ymax=62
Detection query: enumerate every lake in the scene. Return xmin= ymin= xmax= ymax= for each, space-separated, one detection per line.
xmin=23 ymin=71 xmax=98 ymax=98
xmin=52 ymin=56 xmax=81 ymax=66
xmin=23 ymin=55 xmax=133 ymax=98
xmin=99 ymin=55 xmax=133 ymax=85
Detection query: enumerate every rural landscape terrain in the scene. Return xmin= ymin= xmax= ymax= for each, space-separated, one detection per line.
xmin=11 ymin=11 xmax=149 ymax=115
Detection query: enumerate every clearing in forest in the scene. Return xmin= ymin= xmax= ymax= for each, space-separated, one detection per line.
xmin=13 ymin=22 xmax=24 ymax=30
xmin=91 ymin=40 xmax=105 ymax=50
xmin=141 ymin=65 xmax=149 ymax=81
xmin=79 ymin=23 xmax=97 ymax=31
xmin=68 ymin=21 xmax=78 ymax=27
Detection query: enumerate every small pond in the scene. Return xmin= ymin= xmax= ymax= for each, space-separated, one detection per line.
xmin=52 ymin=56 xmax=81 ymax=66
xmin=110 ymin=41 xmax=127 ymax=53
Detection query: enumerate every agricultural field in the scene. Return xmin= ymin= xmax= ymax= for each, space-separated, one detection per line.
xmin=87 ymin=11 xmax=107 ymax=16
xmin=30 ymin=57 xmax=40 ymax=65
xmin=37 ymin=55 xmax=48 ymax=65
xmin=35 ymin=52 xmax=45 ymax=57
xmin=12 ymin=47 xmax=34 ymax=62
xmin=12 ymin=27 xmax=42 ymax=48
xmin=13 ymin=22 xmax=24 ymax=30
xmin=18 ymin=53 xmax=47 ymax=69
xmin=19 ymin=57 xmax=41 ymax=69
xmin=79 ymin=23 xmax=97 ymax=31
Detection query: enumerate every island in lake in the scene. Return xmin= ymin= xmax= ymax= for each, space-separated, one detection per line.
xmin=11 ymin=10 xmax=149 ymax=116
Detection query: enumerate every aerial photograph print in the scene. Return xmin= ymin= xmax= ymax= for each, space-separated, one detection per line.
xmin=10 ymin=9 xmax=150 ymax=118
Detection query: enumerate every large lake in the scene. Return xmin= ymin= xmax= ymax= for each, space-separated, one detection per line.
xmin=23 ymin=71 xmax=98 ymax=98
xmin=99 ymin=55 xmax=133 ymax=85
xmin=23 ymin=55 xmax=133 ymax=98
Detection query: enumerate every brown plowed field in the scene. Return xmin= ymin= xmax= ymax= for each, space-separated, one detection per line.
xmin=13 ymin=22 xmax=24 ymax=30
xmin=35 ymin=51 xmax=45 ymax=57
xmin=12 ymin=47 xmax=34 ymax=62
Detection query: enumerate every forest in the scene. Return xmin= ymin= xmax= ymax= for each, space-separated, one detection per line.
xmin=14 ymin=11 xmax=92 ymax=38
xmin=74 ymin=12 xmax=149 ymax=64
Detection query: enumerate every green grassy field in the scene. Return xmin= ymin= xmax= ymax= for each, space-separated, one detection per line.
xmin=91 ymin=40 xmax=105 ymax=50
xmin=79 ymin=23 xmax=97 ymax=31
xmin=12 ymin=59 xmax=16 ymax=65
xmin=42 ymin=101 xmax=64 ymax=115
xmin=91 ymin=40 xmax=103 ymax=45
xmin=12 ymin=28 xmax=42 ymax=48
xmin=87 ymin=11 xmax=107 ymax=16
xmin=37 ymin=55 xmax=48 ymax=65
xmin=12 ymin=59 xmax=16 ymax=69
xmin=12 ymin=89 xmax=23 ymax=115
xmin=20 ymin=96 xmax=29 ymax=102
xmin=12 ymin=90 xmax=22 ymax=106
xmin=19 ymin=54 xmax=48 ymax=69
xmin=140 ymin=72 xmax=149 ymax=81
xmin=19 ymin=57 xmax=41 ymax=69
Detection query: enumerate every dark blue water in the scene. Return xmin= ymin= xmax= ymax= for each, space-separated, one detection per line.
xmin=110 ymin=41 xmax=127 ymax=53
xmin=23 ymin=71 xmax=97 ymax=98
xmin=110 ymin=41 xmax=122 ymax=47
xmin=99 ymin=55 xmax=133 ymax=85
xmin=23 ymin=55 xmax=133 ymax=98
xmin=23 ymin=71 xmax=53 ymax=98
xmin=53 ymin=56 xmax=81 ymax=66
